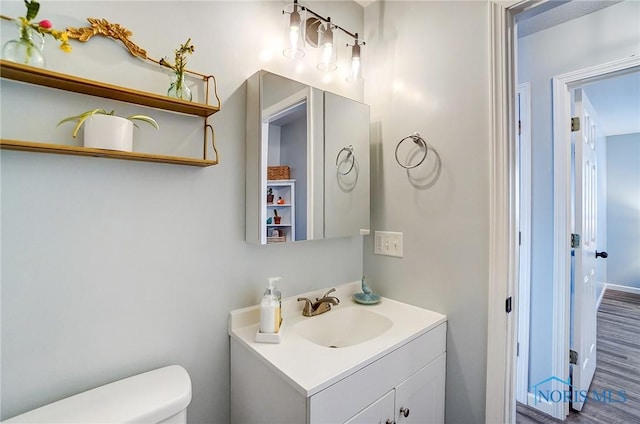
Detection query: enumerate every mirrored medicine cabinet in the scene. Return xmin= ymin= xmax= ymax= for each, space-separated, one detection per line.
xmin=245 ymin=70 xmax=370 ymax=245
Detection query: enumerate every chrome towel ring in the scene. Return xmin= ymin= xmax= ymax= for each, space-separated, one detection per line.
xmin=395 ymin=132 xmax=428 ymax=169
xmin=336 ymin=145 xmax=355 ymax=175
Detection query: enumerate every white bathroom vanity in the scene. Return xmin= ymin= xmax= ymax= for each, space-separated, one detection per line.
xmin=228 ymin=282 xmax=447 ymax=423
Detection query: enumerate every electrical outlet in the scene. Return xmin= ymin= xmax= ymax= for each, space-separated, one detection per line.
xmin=374 ymin=231 xmax=403 ymax=258
xmin=375 ymin=232 xmax=384 ymax=254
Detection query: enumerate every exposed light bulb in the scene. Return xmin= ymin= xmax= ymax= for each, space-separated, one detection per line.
xmin=317 ymin=23 xmax=337 ymax=72
xmin=350 ymin=57 xmax=361 ymax=79
xmin=321 ymin=41 xmax=333 ymax=65
xmin=347 ymin=42 xmax=363 ymax=82
xmin=289 ymin=26 xmax=300 ymax=51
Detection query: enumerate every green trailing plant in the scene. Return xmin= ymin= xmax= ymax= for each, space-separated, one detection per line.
xmin=57 ymin=109 xmax=159 ymax=138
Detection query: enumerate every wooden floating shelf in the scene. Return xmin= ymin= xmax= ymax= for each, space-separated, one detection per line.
xmin=1 ymin=139 xmax=217 ymax=167
xmin=0 ymin=60 xmax=219 ymax=117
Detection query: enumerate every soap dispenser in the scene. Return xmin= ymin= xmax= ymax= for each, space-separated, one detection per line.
xmin=270 ymin=277 xmax=282 ymax=327
xmin=259 ymin=278 xmax=280 ymax=334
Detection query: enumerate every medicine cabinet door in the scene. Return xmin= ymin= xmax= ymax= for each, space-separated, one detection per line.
xmin=324 ymin=92 xmax=370 ymax=238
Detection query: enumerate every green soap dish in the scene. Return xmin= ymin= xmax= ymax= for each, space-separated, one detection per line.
xmin=353 ymin=292 xmax=381 ymax=305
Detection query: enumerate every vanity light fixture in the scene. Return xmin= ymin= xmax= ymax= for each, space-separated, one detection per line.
xmin=282 ymin=0 xmax=364 ymax=81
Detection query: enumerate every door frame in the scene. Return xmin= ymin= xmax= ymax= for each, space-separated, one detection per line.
xmin=550 ymin=55 xmax=640 ymax=418
xmin=486 ymin=1 xmax=533 ymax=423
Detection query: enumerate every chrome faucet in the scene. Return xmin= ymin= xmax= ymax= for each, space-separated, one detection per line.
xmin=297 ymin=288 xmax=340 ymax=317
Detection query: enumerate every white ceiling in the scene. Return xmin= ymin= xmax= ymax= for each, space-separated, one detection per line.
xmin=515 ymin=0 xmax=623 ymax=38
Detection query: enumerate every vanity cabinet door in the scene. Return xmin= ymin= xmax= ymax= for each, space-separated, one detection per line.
xmin=345 ymin=390 xmax=395 ymax=424
xmin=309 ymin=323 xmax=446 ymax=424
xmin=394 ymin=353 xmax=446 ymax=424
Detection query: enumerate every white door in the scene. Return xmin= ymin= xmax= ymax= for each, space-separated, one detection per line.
xmin=571 ymin=88 xmax=599 ymax=411
xmin=395 ymin=354 xmax=445 ymax=423
xmin=516 ymin=83 xmax=532 ymax=405
xmin=345 ymin=390 xmax=395 ymax=424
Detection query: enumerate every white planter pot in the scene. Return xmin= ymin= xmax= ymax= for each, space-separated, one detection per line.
xmin=83 ymin=114 xmax=134 ymax=152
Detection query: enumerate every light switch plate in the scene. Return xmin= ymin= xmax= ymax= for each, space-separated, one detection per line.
xmin=374 ymin=231 xmax=403 ymax=257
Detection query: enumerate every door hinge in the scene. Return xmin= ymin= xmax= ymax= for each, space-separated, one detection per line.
xmin=506 ymin=296 xmax=513 ymax=313
xmin=518 ymin=120 xmax=522 ymax=135
xmin=517 ymin=342 xmax=520 ymax=357
xmin=571 ymin=233 xmax=581 ymax=248
xmin=571 ymin=117 xmax=580 ymax=132
xmin=570 ymin=349 xmax=578 ymax=365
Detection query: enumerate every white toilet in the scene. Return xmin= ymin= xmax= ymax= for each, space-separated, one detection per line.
xmin=2 ymin=365 xmax=192 ymax=424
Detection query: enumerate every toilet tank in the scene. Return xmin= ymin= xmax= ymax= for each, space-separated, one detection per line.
xmin=3 ymin=365 xmax=192 ymax=424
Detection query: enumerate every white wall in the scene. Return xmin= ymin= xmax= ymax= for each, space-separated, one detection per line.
xmin=0 ymin=1 xmax=365 ymax=422
xmin=364 ymin=2 xmax=490 ymax=422
xmin=606 ymin=133 xmax=640 ymax=288
xmin=518 ymin=0 xmax=640 ymax=390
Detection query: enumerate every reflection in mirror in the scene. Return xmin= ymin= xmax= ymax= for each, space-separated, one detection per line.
xmin=246 ymin=70 xmax=369 ymax=245
xmin=263 ymin=91 xmax=308 ymax=242
xmin=260 ymin=72 xmax=323 ymax=244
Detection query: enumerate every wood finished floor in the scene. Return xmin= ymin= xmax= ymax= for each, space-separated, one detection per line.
xmin=516 ymin=289 xmax=640 ymax=424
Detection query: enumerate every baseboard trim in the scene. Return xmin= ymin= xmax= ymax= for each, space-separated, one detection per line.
xmin=604 ymin=283 xmax=640 ymax=296
xmin=527 ymin=392 xmax=554 ymax=416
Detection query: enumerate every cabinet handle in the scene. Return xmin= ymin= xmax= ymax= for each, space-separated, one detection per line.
xmin=400 ymin=407 xmax=410 ymax=417
xmin=385 ymin=420 xmax=396 ymax=424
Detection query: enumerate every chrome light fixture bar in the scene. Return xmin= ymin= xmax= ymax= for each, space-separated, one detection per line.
xmin=282 ymin=0 xmax=365 ymax=80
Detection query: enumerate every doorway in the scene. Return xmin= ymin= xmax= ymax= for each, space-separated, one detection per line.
xmin=485 ymin=2 xmax=640 ymax=423
xmin=515 ymin=59 xmax=640 ymax=420
xmin=548 ymin=59 xmax=640 ymax=419
xmin=516 ymin=65 xmax=640 ymax=419
xmin=515 ymin=58 xmax=640 ymax=421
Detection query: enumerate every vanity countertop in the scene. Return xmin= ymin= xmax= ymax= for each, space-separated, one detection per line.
xmin=228 ymin=281 xmax=447 ymax=397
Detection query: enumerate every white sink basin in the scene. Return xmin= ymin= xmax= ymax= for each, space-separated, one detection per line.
xmin=293 ymin=306 xmax=393 ymax=348
xmin=229 ymin=281 xmax=447 ymax=396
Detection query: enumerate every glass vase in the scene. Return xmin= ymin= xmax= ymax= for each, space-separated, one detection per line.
xmin=167 ymin=72 xmax=192 ymax=101
xmin=2 ymin=20 xmax=46 ymax=67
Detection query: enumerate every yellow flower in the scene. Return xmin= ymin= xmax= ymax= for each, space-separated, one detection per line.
xmin=17 ymin=0 xmax=73 ymax=54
